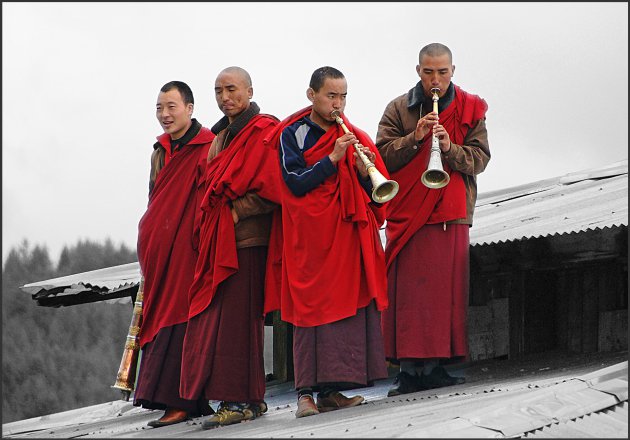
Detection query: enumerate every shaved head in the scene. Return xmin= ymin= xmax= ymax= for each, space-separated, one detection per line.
xmin=419 ymin=43 xmax=453 ymax=65
xmin=214 ymin=66 xmax=254 ymax=122
xmin=218 ymin=66 xmax=252 ymax=87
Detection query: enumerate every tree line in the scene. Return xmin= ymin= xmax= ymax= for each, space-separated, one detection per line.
xmin=2 ymin=238 xmax=137 ymax=424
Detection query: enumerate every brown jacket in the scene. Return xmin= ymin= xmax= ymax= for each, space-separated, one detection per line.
xmin=375 ymin=82 xmax=490 ymax=225
xmin=208 ymin=102 xmax=278 ymax=249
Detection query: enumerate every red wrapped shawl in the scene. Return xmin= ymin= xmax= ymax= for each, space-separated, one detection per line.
xmin=137 ymin=128 xmax=214 ymax=347
xmin=385 ymin=85 xmax=487 ymax=270
xmin=187 ymin=114 xmax=282 ymax=319
xmin=264 ymin=107 xmax=389 ymax=327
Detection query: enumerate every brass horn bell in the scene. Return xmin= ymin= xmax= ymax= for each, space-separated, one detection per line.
xmin=421 ymin=87 xmax=450 ymax=189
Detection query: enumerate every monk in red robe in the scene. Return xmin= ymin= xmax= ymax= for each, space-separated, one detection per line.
xmin=376 ymin=43 xmax=490 ymax=396
xmin=134 ymin=81 xmax=215 ymax=427
xmin=179 ymin=67 xmax=282 ymax=430
xmin=265 ymin=66 xmax=389 ymax=419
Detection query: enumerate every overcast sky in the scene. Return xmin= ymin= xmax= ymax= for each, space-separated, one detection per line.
xmin=2 ymin=2 xmax=628 ymax=265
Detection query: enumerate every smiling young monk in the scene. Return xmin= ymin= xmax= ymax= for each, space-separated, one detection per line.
xmin=134 ymin=81 xmax=216 ymax=427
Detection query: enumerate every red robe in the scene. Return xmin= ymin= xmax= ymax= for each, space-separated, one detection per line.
xmin=264 ymin=107 xmax=389 ymax=327
xmin=384 ymin=85 xmax=488 ymax=270
xmin=137 ymin=128 xmax=214 ymax=347
xmin=187 ymin=114 xmax=283 ymax=319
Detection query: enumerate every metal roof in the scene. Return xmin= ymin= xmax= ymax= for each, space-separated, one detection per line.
xmin=469 ymin=159 xmax=627 ymax=246
xmin=524 ymin=402 xmax=628 ymax=438
xmin=20 ymin=262 xmax=140 ymax=306
xmin=379 ymin=160 xmax=626 ymax=250
xmin=19 ymin=160 xmax=628 ymax=305
xmin=2 ymin=356 xmax=627 ymax=438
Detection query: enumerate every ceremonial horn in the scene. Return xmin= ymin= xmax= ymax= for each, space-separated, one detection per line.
xmin=421 ymin=88 xmax=450 ymax=189
xmin=331 ymin=110 xmax=399 ymax=203
xmin=111 ymin=277 xmax=144 ymax=401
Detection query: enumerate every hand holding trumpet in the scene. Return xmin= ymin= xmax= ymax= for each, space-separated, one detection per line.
xmin=414 ymin=111 xmax=437 ymax=143
xmin=330 ymin=110 xmax=399 ymax=202
xmin=432 ymin=122 xmax=451 ymax=153
xmin=329 ymin=132 xmax=357 ymax=164
xmin=353 ymin=144 xmax=375 ymax=179
xmin=414 ymin=113 xmax=451 ymax=152
xmin=329 ymin=132 xmax=374 ymax=179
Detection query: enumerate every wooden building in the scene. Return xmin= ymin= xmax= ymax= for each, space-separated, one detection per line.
xmin=466 ymin=160 xmax=627 ymax=361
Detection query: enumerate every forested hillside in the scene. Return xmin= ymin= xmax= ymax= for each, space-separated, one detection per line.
xmin=2 ymin=238 xmax=137 ymax=424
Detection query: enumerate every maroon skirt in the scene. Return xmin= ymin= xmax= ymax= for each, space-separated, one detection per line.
xmin=133 ymin=322 xmax=211 ymax=416
xmin=293 ymin=300 xmax=388 ymax=390
xmin=382 ymin=223 xmax=469 ymax=361
xmin=179 ymin=246 xmax=267 ymax=404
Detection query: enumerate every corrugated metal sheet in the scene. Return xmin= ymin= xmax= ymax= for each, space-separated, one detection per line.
xmin=20 ymin=262 xmax=140 ymax=304
xmin=377 ymin=160 xmax=627 ymax=249
xmin=2 ymin=359 xmax=626 ymax=438
xmin=469 ymin=160 xmax=627 ymax=246
xmin=524 ymin=402 xmax=628 ymax=438
xmin=21 ymin=262 xmax=139 ymax=295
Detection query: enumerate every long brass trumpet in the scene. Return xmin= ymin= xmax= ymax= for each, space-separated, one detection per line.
xmin=112 ymin=276 xmax=144 ymax=401
xmin=421 ymin=88 xmax=450 ymax=189
xmin=331 ymin=110 xmax=399 ymax=203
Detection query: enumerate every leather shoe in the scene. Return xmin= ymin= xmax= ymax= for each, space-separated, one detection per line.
xmin=388 ymin=371 xmax=423 ymax=396
xmin=295 ymin=395 xmax=319 ymax=418
xmin=147 ymin=408 xmax=189 ymax=428
xmin=420 ymin=366 xmax=465 ymax=389
xmin=316 ymin=391 xmax=364 ymax=412
xmin=201 ymin=402 xmax=256 ymax=429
